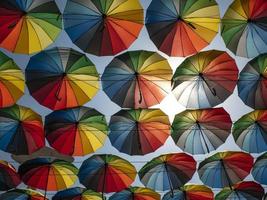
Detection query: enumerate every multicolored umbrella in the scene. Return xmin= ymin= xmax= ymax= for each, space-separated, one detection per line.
xmin=109 ymin=109 xmax=170 ymax=155
xmin=171 ymin=108 xmax=232 ymax=154
xmin=233 ymin=110 xmax=267 ymax=153
xmin=26 ymin=47 xmax=99 ymax=110
xmin=198 ymin=151 xmax=253 ymax=188
xmin=53 ymin=187 xmax=102 ymax=200
xmin=238 ymin=53 xmax=267 ymax=109
xmin=0 ymin=52 xmax=24 ymax=108
xmin=102 ymin=50 xmax=172 ymax=108
xmin=45 ymin=106 xmax=108 ymax=156
xmin=172 ymin=50 xmax=238 ymax=108
xmin=146 ymin=0 xmax=220 ymax=57
xmin=221 ymin=0 xmax=267 ymax=58
xmin=0 ymin=0 xmax=62 ymax=54
xmin=252 ymin=152 xmax=267 ymax=185
xmin=0 ymin=104 xmax=45 ymax=155
xmin=0 ymin=160 xmax=21 ymax=191
xmin=63 ymin=0 xmax=143 ymax=56
xmin=0 ymin=189 xmax=47 ymax=200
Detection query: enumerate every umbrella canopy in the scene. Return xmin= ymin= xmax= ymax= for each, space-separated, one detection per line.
xmin=238 ymin=53 xmax=267 ymax=109
xmin=63 ymin=0 xmax=143 ymax=56
xmin=0 ymin=52 xmax=24 ymax=108
xmin=26 ymin=47 xmax=99 ymax=110
xmin=102 ymin=50 xmax=172 ymax=108
xmin=146 ymin=0 xmax=220 ymax=57
xmin=45 ymin=106 xmax=108 ymax=156
xmin=0 ymin=189 xmax=47 ymax=200
xmin=252 ymin=152 xmax=267 ymax=185
xmin=0 ymin=104 xmax=45 ymax=155
xmin=53 ymin=187 xmax=102 ymax=200
xmin=0 ymin=0 xmax=62 ymax=54
xmin=0 ymin=160 xmax=21 ymax=191
xmin=198 ymin=151 xmax=253 ymax=188
xmin=171 ymin=108 xmax=232 ymax=155
xmin=109 ymin=109 xmax=170 ymax=155
xmin=221 ymin=0 xmax=267 ymax=58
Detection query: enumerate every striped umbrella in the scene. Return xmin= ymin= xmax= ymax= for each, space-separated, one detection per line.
xmin=0 ymin=160 xmax=21 ymax=191
xmin=252 ymin=152 xmax=267 ymax=185
xmin=0 ymin=189 xmax=47 ymax=200
xmin=53 ymin=187 xmax=102 ymax=200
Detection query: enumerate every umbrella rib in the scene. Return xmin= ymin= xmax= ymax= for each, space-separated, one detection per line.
xmin=220 ymin=160 xmax=232 ymax=190
xmin=196 ymin=123 xmax=210 ymax=153
xmin=164 ymin=162 xmax=174 ymax=198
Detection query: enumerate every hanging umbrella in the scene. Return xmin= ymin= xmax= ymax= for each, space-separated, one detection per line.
xmin=0 ymin=0 xmax=62 ymax=54
xmin=146 ymin=0 xmax=220 ymax=57
xmin=198 ymin=151 xmax=253 ymax=188
xmin=0 ymin=189 xmax=47 ymax=200
xmin=0 ymin=160 xmax=21 ymax=191
xmin=53 ymin=187 xmax=102 ymax=200
xmin=0 ymin=104 xmax=45 ymax=155
xmin=171 ymin=108 xmax=232 ymax=155
xmin=0 ymin=52 xmax=24 ymax=108
xmin=252 ymin=152 xmax=267 ymax=185
xmin=109 ymin=109 xmax=170 ymax=155
xmin=221 ymin=0 xmax=267 ymax=58
xmin=172 ymin=50 xmax=238 ymax=108
xmin=26 ymin=47 xmax=99 ymax=110
xmin=238 ymin=53 xmax=267 ymax=109
xmin=63 ymin=0 xmax=143 ymax=56
xmin=102 ymin=50 xmax=172 ymax=108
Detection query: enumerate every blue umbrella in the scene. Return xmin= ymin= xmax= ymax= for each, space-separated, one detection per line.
xmin=52 ymin=187 xmax=102 ymax=200
xmin=252 ymin=152 xmax=267 ymax=185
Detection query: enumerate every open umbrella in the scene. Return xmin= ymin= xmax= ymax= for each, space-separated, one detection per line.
xmin=0 ymin=52 xmax=24 ymax=108
xmin=102 ymin=50 xmax=172 ymax=108
xmin=172 ymin=50 xmax=238 ymax=108
xmin=45 ymin=106 xmax=108 ymax=156
xmin=0 ymin=104 xmax=45 ymax=155
xmin=26 ymin=47 xmax=99 ymax=110
xmin=0 ymin=0 xmax=62 ymax=54
xmin=0 ymin=160 xmax=21 ymax=191
xmin=198 ymin=151 xmax=253 ymax=188
xmin=53 ymin=187 xmax=102 ymax=200
xmin=146 ymin=0 xmax=220 ymax=57
xmin=109 ymin=109 xmax=170 ymax=155
xmin=0 ymin=189 xmax=47 ymax=200
xmin=238 ymin=53 xmax=267 ymax=109
xmin=221 ymin=0 xmax=267 ymax=58
xmin=252 ymin=152 xmax=267 ymax=185
xmin=63 ymin=0 xmax=143 ymax=56
xmin=171 ymin=108 xmax=232 ymax=154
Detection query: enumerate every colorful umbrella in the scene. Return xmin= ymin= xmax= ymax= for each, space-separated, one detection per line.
xmin=0 ymin=160 xmax=21 ymax=191
xmin=171 ymin=108 xmax=232 ymax=155
xmin=252 ymin=152 xmax=267 ymax=185
xmin=0 ymin=52 xmax=24 ymax=108
xmin=221 ymin=0 xmax=267 ymax=58
xmin=146 ymin=0 xmax=220 ymax=57
xmin=26 ymin=47 xmax=99 ymax=110
xmin=172 ymin=50 xmax=238 ymax=108
xmin=63 ymin=0 xmax=143 ymax=56
xmin=109 ymin=109 xmax=170 ymax=155
xmin=102 ymin=50 xmax=172 ymax=108
xmin=0 ymin=0 xmax=62 ymax=54
xmin=198 ymin=151 xmax=253 ymax=188
xmin=0 ymin=189 xmax=47 ymax=200
xmin=53 ymin=187 xmax=102 ymax=200
xmin=0 ymin=104 xmax=45 ymax=155
xmin=238 ymin=53 xmax=267 ymax=109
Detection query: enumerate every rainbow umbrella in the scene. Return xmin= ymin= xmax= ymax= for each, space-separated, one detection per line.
xmin=221 ymin=0 xmax=267 ymax=58
xmin=171 ymin=108 xmax=232 ymax=155
xmin=45 ymin=106 xmax=108 ymax=156
xmin=26 ymin=47 xmax=99 ymax=110
xmin=238 ymin=53 xmax=267 ymax=109
xmin=102 ymin=50 xmax=172 ymax=108
xmin=0 ymin=0 xmax=62 ymax=54
xmin=252 ymin=152 xmax=267 ymax=185
xmin=63 ymin=0 xmax=143 ymax=56
xmin=0 ymin=160 xmax=21 ymax=191
xmin=109 ymin=109 xmax=170 ymax=155
xmin=172 ymin=50 xmax=238 ymax=108
xmin=0 ymin=104 xmax=45 ymax=155
xmin=0 ymin=189 xmax=47 ymax=200
xmin=53 ymin=187 xmax=102 ymax=200
xmin=198 ymin=151 xmax=253 ymax=188
xmin=0 ymin=52 xmax=24 ymax=108
xmin=146 ymin=0 xmax=220 ymax=57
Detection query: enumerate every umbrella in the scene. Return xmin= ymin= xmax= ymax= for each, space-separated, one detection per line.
xmin=26 ymin=47 xmax=99 ymax=110
xmin=198 ymin=151 xmax=253 ymax=188
xmin=238 ymin=53 xmax=267 ymax=109
xmin=53 ymin=187 xmax=102 ymax=200
xmin=146 ymin=0 xmax=220 ymax=57
xmin=63 ymin=0 xmax=143 ymax=56
xmin=0 ymin=189 xmax=47 ymax=200
xmin=0 ymin=0 xmax=62 ymax=54
xmin=45 ymin=106 xmax=108 ymax=156
xmin=252 ymin=152 xmax=267 ymax=185
xmin=102 ymin=50 xmax=172 ymax=108
xmin=171 ymin=108 xmax=232 ymax=155
xmin=0 ymin=51 xmax=24 ymax=108
xmin=172 ymin=50 xmax=238 ymax=108
xmin=233 ymin=110 xmax=267 ymax=153
xmin=0 ymin=160 xmax=21 ymax=191
xmin=221 ymin=0 xmax=267 ymax=58
xmin=0 ymin=104 xmax=45 ymax=155
xmin=109 ymin=186 xmax=160 ymax=200
xmin=109 ymin=108 xmax=170 ymax=155
xmin=215 ymin=181 xmax=264 ymax=200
